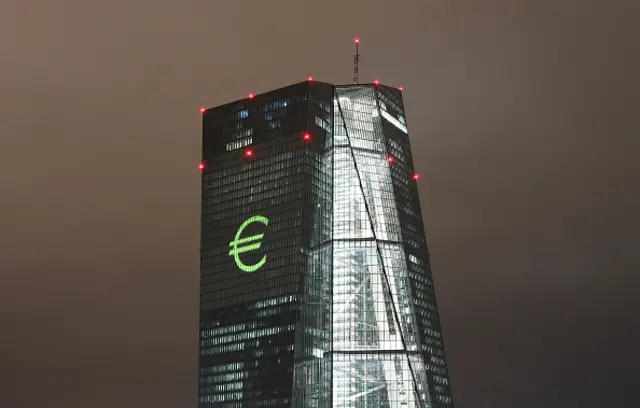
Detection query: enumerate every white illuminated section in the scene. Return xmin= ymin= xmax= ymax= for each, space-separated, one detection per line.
xmin=226 ymin=137 xmax=252 ymax=151
xmin=380 ymin=110 xmax=408 ymax=134
xmin=330 ymin=89 xmax=428 ymax=407
xmin=335 ymin=384 xmax=388 ymax=402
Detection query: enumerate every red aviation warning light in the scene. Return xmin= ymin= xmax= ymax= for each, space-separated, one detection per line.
xmin=355 ymin=37 xmax=360 ymax=43
xmin=245 ymin=149 xmax=253 ymax=157
xmin=308 ymin=76 xmax=313 ymax=82
xmin=198 ymin=163 xmax=205 ymax=170
xmin=373 ymin=79 xmax=380 ymax=85
xmin=303 ymin=133 xmax=311 ymax=141
xmin=248 ymin=93 xmax=255 ymax=99
xmin=413 ymin=173 xmax=420 ymax=181
xmin=387 ymin=155 xmax=394 ymax=164
xmin=200 ymin=107 xmax=206 ymax=113
xmin=398 ymin=86 xmax=404 ymax=92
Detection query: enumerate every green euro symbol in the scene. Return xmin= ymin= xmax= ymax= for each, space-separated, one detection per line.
xmin=228 ymin=215 xmax=269 ymax=272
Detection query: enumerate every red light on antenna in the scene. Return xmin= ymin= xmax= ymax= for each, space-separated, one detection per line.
xmin=245 ymin=149 xmax=253 ymax=157
xmin=374 ymin=80 xmax=380 ymax=85
xmin=308 ymin=76 xmax=313 ymax=82
xmin=413 ymin=173 xmax=420 ymax=180
xmin=200 ymin=107 xmax=205 ymax=113
xmin=248 ymin=93 xmax=254 ymax=99
xmin=387 ymin=155 xmax=394 ymax=163
xmin=198 ymin=163 xmax=205 ymax=170
xmin=355 ymin=38 xmax=360 ymax=43
xmin=303 ymin=133 xmax=311 ymax=141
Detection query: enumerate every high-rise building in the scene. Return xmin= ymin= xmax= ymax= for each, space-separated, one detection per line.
xmin=199 ymin=81 xmax=454 ymax=408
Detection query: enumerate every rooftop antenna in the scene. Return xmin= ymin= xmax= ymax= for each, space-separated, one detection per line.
xmin=353 ymin=37 xmax=360 ymax=84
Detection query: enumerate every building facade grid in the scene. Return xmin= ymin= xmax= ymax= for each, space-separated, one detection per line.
xmin=200 ymin=81 xmax=453 ymax=408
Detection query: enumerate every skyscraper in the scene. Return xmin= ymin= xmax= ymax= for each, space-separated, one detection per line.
xmin=199 ymin=81 xmax=454 ymax=408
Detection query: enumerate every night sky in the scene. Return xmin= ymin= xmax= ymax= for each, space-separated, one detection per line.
xmin=1 ymin=1 xmax=638 ymax=407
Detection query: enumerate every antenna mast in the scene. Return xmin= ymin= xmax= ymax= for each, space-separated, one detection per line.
xmin=353 ymin=38 xmax=360 ymax=84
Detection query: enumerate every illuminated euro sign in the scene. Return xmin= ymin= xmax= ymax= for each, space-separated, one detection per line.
xmin=228 ymin=215 xmax=269 ymax=272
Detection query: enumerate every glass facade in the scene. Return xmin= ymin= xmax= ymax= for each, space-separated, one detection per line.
xmin=200 ymin=82 xmax=453 ymax=408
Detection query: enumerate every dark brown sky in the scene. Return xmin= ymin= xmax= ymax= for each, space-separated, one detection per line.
xmin=1 ymin=0 xmax=638 ymax=407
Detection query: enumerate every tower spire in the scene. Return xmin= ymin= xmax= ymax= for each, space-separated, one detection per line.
xmin=353 ymin=37 xmax=360 ymax=84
